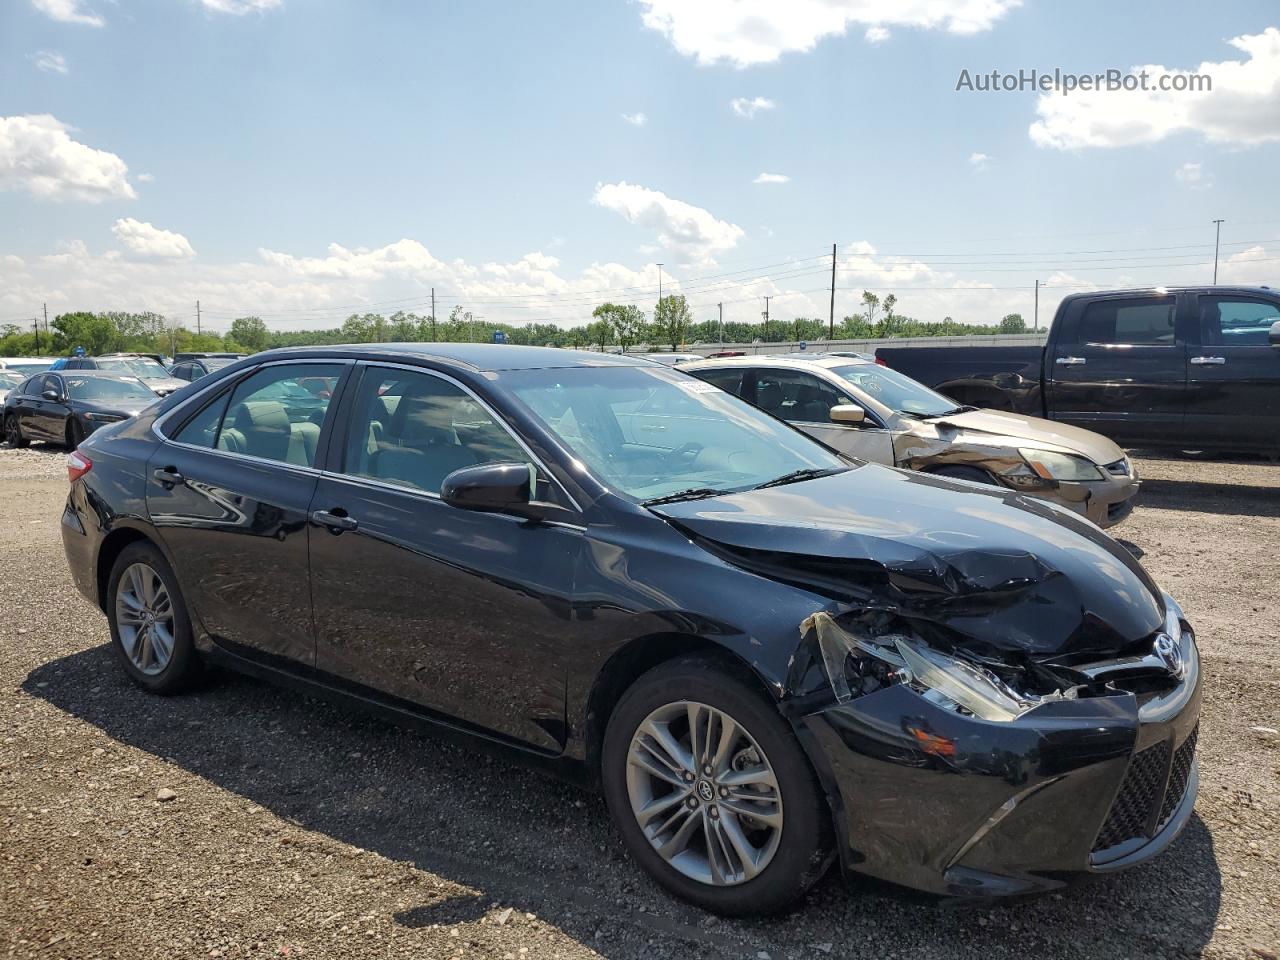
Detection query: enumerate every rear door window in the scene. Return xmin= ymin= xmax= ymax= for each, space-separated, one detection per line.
xmin=749 ymin=369 xmax=851 ymax=424
xmin=691 ymin=367 xmax=745 ymax=396
xmin=1080 ymin=297 xmax=1177 ymax=345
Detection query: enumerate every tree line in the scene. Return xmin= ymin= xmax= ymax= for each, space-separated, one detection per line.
xmin=0 ymin=292 xmax=1030 ymax=358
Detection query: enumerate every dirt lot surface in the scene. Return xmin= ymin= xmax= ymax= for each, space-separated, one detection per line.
xmin=2 ymin=442 xmax=1277 ymax=960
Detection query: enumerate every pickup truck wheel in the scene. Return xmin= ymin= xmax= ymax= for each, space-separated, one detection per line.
xmin=931 ymin=465 xmax=997 ymax=487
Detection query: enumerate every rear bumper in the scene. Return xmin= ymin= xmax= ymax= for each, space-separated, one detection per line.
xmin=794 ymin=625 xmax=1201 ymax=898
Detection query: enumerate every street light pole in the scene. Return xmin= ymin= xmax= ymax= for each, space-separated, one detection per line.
xmin=1212 ymin=219 xmax=1225 ymax=284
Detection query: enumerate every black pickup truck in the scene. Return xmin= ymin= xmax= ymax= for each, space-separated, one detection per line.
xmin=877 ymin=286 xmax=1280 ymax=454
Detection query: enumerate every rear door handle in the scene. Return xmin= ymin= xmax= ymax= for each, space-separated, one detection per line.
xmin=1189 ymin=356 xmax=1226 ymax=365
xmin=152 ymin=467 xmax=185 ymax=487
xmin=311 ymin=508 xmax=358 ymax=533
xmin=1055 ymin=356 xmax=1087 ymax=366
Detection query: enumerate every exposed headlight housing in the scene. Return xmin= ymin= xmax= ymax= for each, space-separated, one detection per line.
xmin=1016 ymin=448 xmax=1103 ymax=482
xmin=804 ymin=611 xmax=1072 ymax=722
xmin=83 ymin=412 xmax=127 ymax=422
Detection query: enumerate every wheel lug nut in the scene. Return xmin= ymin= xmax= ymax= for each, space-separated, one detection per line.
xmin=703 ymin=765 xmax=712 ymax=776
xmin=686 ymin=796 xmax=698 ymax=809
xmin=719 ymin=786 xmax=728 ymax=798
xmin=709 ymin=806 xmax=719 ymax=819
xmin=683 ymin=772 xmax=694 ymax=782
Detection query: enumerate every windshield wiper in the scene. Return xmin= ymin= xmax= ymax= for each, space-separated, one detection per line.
xmin=753 ymin=467 xmax=844 ymax=490
xmin=641 ymin=487 xmax=729 ymax=507
xmin=920 ymin=405 xmax=977 ymax=419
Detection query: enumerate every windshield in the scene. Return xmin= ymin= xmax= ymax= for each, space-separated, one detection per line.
xmin=3 ymin=361 xmax=52 ymax=376
xmin=829 ymin=363 xmax=960 ymax=418
xmin=0 ymin=371 xmax=23 ymax=387
xmin=204 ymin=358 xmax=236 ymax=371
xmin=501 ymin=366 xmax=845 ymax=502
xmin=65 ymin=376 xmax=157 ymax=401
xmin=96 ymin=357 xmax=168 ymax=379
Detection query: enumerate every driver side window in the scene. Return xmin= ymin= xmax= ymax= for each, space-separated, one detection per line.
xmin=751 ymin=370 xmax=850 ymax=424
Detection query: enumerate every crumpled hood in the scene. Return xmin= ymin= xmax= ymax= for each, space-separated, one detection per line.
xmin=920 ymin=408 xmax=1125 ymax=466
xmin=656 ymin=463 xmax=1163 ymax=660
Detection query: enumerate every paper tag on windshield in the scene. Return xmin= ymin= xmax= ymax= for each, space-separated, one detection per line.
xmin=676 ymin=381 xmax=719 ymax=394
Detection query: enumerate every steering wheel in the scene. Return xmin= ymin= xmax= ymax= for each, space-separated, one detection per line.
xmin=664 ymin=441 xmax=703 ymax=466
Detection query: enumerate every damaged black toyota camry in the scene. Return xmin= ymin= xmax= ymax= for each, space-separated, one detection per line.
xmin=60 ymin=344 xmax=1200 ymax=916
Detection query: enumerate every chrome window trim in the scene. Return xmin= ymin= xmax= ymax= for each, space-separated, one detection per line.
xmin=344 ymin=360 xmax=583 ymax=514
xmin=151 ymin=358 xmax=352 ymax=471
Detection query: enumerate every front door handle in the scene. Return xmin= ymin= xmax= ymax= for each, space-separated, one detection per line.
xmin=152 ymin=467 xmax=185 ymax=488
xmin=1055 ymin=356 xmax=1087 ymax=366
xmin=1189 ymin=356 xmax=1226 ymax=365
xmin=311 ymin=508 xmax=358 ymax=533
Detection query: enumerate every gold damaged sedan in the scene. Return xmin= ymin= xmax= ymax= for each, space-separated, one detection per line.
xmin=681 ymin=353 xmax=1140 ymax=528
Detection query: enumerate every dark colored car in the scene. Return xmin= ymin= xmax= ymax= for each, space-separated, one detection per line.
xmin=877 ymin=286 xmax=1280 ymax=454
xmin=168 ymin=356 xmax=240 ymax=383
xmin=60 ymin=344 xmax=1201 ymax=915
xmin=4 ymin=371 xmax=158 ymax=448
xmin=62 ymin=354 xmax=186 ymax=397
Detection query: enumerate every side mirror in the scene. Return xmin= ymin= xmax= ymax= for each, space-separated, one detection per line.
xmin=1269 ymin=319 xmax=1280 ymax=347
xmin=441 ymin=462 xmax=539 ymax=518
xmin=42 ymin=389 xmax=61 ymax=402
xmin=829 ymin=403 xmax=866 ymax=425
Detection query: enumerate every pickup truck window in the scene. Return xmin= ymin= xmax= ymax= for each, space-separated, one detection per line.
xmin=1080 ymin=297 xmax=1177 ymax=346
xmin=1199 ymin=297 xmax=1280 ymax=346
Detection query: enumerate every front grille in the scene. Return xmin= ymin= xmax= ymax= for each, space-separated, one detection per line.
xmin=1103 ymin=457 xmax=1130 ymax=477
xmin=1093 ymin=740 xmax=1170 ymax=851
xmin=1093 ymin=725 xmax=1200 ymax=853
xmin=1158 ymin=724 xmax=1199 ymax=826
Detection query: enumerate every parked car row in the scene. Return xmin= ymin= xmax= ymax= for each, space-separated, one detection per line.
xmin=4 ymin=371 xmax=160 ymax=449
xmin=61 ymin=343 xmax=1200 ymax=916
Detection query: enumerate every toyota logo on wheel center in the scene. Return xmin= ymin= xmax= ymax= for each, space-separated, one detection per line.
xmin=696 ymin=780 xmax=716 ymax=803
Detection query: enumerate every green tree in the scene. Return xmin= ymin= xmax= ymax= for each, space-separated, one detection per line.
xmin=860 ymin=291 xmax=881 ymax=329
xmin=651 ymin=294 xmax=693 ymax=351
xmin=1000 ymin=312 xmax=1027 ymax=333
xmin=591 ymin=302 xmax=645 ymax=353
xmin=51 ymin=312 xmax=118 ymax=355
xmin=228 ymin=316 xmax=270 ymax=352
xmin=586 ymin=319 xmax=611 ymax=351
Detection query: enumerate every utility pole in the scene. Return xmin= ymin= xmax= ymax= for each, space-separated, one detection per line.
xmin=717 ymin=302 xmax=724 ymax=344
xmin=1034 ymin=279 xmax=1040 ymax=333
xmin=1212 ymin=219 xmax=1225 ymax=284
xmin=34 ymin=318 xmax=41 ymax=354
xmin=196 ymin=299 xmax=201 ymax=336
xmin=656 ymin=263 xmax=664 ymax=309
xmin=829 ymin=243 xmax=837 ymax=339
xmin=762 ymin=296 xmax=771 ymax=343
xmin=42 ymin=302 xmax=48 ymax=346
xmin=430 ymin=288 xmax=437 ymax=341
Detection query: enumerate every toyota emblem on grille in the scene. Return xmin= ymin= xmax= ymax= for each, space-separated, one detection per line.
xmin=1153 ymin=632 xmax=1184 ymax=680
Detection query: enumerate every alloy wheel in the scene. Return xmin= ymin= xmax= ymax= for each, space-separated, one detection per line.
xmin=625 ymin=700 xmax=783 ymax=886
xmin=114 ymin=562 xmax=177 ymax=676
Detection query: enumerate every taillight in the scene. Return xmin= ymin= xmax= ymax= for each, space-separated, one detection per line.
xmin=875 ymin=354 xmax=887 ymax=366
xmin=67 ymin=450 xmax=93 ymax=483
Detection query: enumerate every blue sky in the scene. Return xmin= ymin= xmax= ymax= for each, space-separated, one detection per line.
xmin=2 ymin=0 xmax=1279 ymax=333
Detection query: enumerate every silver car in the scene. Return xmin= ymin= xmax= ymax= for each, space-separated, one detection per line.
xmin=682 ymin=354 xmax=1141 ymax=528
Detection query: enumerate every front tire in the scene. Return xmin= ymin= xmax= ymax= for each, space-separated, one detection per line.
xmin=602 ymin=656 xmax=832 ymax=915
xmin=4 ymin=414 xmax=29 ymax=448
xmin=106 ymin=543 xmax=202 ymax=694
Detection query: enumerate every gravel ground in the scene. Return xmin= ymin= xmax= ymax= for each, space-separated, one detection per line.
xmin=1 ymin=441 xmax=1277 ymax=960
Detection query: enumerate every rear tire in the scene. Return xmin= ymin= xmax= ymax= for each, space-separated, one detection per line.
xmin=4 ymin=414 xmax=28 ymax=448
xmin=106 ymin=542 xmax=202 ymax=694
xmin=931 ymin=464 xmax=997 ymax=487
xmin=601 ymin=655 xmax=832 ymax=915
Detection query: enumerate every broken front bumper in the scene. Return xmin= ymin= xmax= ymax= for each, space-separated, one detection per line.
xmin=793 ymin=625 xmax=1201 ymax=898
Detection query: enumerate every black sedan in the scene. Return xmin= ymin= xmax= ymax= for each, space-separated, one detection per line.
xmin=4 ymin=371 xmax=159 ymax=449
xmin=60 ymin=344 xmax=1201 ymax=915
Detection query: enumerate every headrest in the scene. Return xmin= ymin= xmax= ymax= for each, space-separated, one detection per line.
xmin=756 ymin=382 xmax=783 ymax=410
xmin=233 ymin=400 xmax=290 ymax=433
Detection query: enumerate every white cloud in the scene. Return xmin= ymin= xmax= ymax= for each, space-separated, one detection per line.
xmin=638 ymin=0 xmax=1021 ymax=67
xmin=31 ymin=0 xmax=103 ymax=27
xmin=968 ymin=151 xmax=991 ymax=170
xmin=621 ymin=112 xmax=648 ymax=126
xmin=0 ymin=115 xmax=136 ymax=203
xmin=1174 ymin=161 xmax=1214 ymax=189
xmin=592 ymin=181 xmax=744 ymax=266
xmin=1030 ymin=27 xmax=1280 ymax=149
xmin=112 ymin=219 xmax=196 ymax=260
xmin=730 ymin=96 xmax=775 ymax=118
xmin=32 ymin=51 xmax=69 ymax=74
xmin=197 ymin=0 xmax=283 ymax=13
xmin=136 ymin=172 xmax=155 ymax=183
xmin=864 ymin=26 xmax=891 ymax=43
xmin=753 ymin=172 xmax=790 ymax=184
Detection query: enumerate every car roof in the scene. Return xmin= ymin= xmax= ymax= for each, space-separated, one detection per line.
xmin=253 ymin=343 xmax=654 ymax=372
xmin=56 ymin=371 xmax=147 ymax=382
xmin=1061 ymin=285 xmax=1277 ymax=301
xmin=685 ymin=354 xmax=873 ymax=370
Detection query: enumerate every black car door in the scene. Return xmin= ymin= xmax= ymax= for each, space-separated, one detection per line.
xmin=146 ymin=360 xmax=350 ymax=665
xmin=1046 ymin=292 xmax=1189 ymax=445
xmin=10 ymin=376 xmax=45 ymax=439
xmin=34 ymin=374 xmax=72 ymax=440
xmin=307 ymin=362 xmax=583 ymax=754
xmin=1184 ymin=293 xmax=1280 ymax=448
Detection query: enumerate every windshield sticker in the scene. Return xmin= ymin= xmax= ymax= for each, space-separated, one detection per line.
xmin=676 ymin=381 xmax=719 ymax=394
